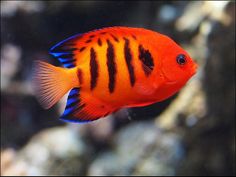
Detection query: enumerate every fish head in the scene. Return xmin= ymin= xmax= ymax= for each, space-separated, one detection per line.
xmin=158 ymin=37 xmax=198 ymax=86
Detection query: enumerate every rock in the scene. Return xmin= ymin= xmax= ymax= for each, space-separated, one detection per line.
xmin=88 ymin=122 xmax=184 ymax=176
xmin=88 ymin=152 xmax=122 ymax=176
xmin=176 ymin=2 xmax=235 ymax=176
xmin=156 ymin=79 xmax=205 ymax=130
xmin=1 ymin=126 xmax=86 ymax=175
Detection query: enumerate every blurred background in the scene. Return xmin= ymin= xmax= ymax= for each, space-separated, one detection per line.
xmin=1 ymin=1 xmax=235 ymax=176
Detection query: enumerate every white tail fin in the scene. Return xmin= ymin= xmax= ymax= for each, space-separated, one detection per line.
xmin=32 ymin=60 xmax=78 ymax=109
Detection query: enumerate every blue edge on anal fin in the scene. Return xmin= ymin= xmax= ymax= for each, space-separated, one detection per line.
xmin=49 ymin=33 xmax=82 ymax=69
xmin=59 ymin=88 xmax=92 ymax=124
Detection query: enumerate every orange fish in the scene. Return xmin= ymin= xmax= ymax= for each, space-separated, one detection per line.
xmin=33 ymin=26 xmax=198 ymax=123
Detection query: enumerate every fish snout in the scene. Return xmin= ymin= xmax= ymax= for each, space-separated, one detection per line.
xmin=190 ymin=62 xmax=198 ymax=76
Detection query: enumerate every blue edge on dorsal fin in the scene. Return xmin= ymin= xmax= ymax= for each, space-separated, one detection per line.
xmin=49 ymin=33 xmax=82 ymax=68
xmin=59 ymin=88 xmax=92 ymax=124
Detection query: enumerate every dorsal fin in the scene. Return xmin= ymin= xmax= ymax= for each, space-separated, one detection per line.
xmin=49 ymin=33 xmax=82 ymax=68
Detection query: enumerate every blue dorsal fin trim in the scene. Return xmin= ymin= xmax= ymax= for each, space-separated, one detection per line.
xmin=60 ymin=88 xmax=92 ymax=123
xmin=50 ymin=33 xmax=82 ymax=52
xmin=58 ymin=58 xmax=74 ymax=62
xmin=49 ymin=33 xmax=83 ymax=68
xmin=51 ymin=52 xmax=71 ymax=57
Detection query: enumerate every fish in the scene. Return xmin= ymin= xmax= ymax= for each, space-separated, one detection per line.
xmin=33 ymin=26 xmax=198 ymax=123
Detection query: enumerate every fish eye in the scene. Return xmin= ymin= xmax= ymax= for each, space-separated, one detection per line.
xmin=176 ymin=54 xmax=186 ymax=65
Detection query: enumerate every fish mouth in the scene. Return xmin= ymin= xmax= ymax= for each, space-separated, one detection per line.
xmin=190 ymin=63 xmax=198 ymax=76
xmin=166 ymin=80 xmax=178 ymax=85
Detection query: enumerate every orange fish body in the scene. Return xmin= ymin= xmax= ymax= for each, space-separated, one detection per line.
xmin=33 ymin=27 xmax=197 ymax=123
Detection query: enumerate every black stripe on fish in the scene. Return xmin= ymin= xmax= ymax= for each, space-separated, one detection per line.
xmin=89 ymin=35 xmax=95 ymax=39
xmin=97 ymin=38 xmax=102 ymax=46
xmin=131 ymin=35 xmax=137 ymax=40
xmin=138 ymin=45 xmax=154 ymax=76
xmin=124 ymin=37 xmax=135 ymax=87
xmin=77 ymin=68 xmax=83 ymax=85
xmin=90 ymin=48 xmax=99 ymax=90
xmin=110 ymin=34 xmax=119 ymax=42
xmin=106 ymin=39 xmax=117 ymax=93
xmin=79 ymin=47 xmax=86 ymax=52
xmin=85 ymin=39 xmax=92 ymax=43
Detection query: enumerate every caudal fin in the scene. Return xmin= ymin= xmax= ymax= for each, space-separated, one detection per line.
xmin=32 ymin=60 xmax=78 ymax=109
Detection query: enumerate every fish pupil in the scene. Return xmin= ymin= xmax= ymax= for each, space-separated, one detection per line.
xmin=177 ymin=54 xmax=186 ymax=65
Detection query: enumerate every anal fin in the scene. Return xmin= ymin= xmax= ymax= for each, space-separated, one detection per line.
xmin=60 ymin=88 xmax=116 ymax=123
